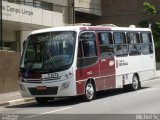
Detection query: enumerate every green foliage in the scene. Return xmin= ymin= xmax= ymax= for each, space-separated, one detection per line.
xmin=139 ymin=2 xmax=160 ymax=48
xmin=143 ymin=2 xmax=158 ymax=16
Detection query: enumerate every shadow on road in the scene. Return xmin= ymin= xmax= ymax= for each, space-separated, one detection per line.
xmin=5 ymin=87 xmax=150 ymax=109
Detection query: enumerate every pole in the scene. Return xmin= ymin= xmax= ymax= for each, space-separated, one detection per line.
xmin=0 ymin=0 xmax=2 ymax=50
xmin=72 ymin=0 xmax=75 ymax=25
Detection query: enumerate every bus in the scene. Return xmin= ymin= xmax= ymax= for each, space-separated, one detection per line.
xmin=19 ymin=25 xmax=156 ymax=103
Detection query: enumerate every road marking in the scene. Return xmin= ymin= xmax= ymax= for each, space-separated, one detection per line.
xmin=24 ymin=107 xmax=72 ymax=119
xmin=103 ymin=101 xmax=110 ymax=104
xmin=137 ymin=88 xmax=157 ymax=93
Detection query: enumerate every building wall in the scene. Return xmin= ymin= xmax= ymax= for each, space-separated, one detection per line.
xmin=75 ymin=0 xmax=102 ymax=16
xmin=93 ymin=0 xmax=160 ymax=27
xmin=0 ymin=51 xmax=20 ymax=93
xmin=2 ymin=0 xmax=74 ymax=52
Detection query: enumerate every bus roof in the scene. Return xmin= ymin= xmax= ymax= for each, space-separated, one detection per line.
xmin=31 ymin=26 xmax=151 ymax=35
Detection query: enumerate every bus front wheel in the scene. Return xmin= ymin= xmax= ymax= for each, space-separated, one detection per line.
xmin=83 ymin=81 xmax=95 ymax=101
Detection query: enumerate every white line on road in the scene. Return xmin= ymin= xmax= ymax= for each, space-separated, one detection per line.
xmin=24 ymin=107 xmax=72 ymax=119
xmin=103 ymin=101 xmax=110 ymax=104
xmin=137 ymin=88 xmax=157 ymax=93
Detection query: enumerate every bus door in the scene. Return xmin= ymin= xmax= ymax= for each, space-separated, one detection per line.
xmin=97 ymin=32 xmax=115 ymax=90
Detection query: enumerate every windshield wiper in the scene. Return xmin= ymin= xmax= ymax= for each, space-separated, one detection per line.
xmin=48 ymin=64 xmax=70 ymax=72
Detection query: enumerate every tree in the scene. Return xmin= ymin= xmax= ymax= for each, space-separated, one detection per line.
xmin=139 ymin=2 xmax=160 ymax=48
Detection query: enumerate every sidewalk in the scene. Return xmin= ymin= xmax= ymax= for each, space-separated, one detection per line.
xmin=0 ymin=91 xmax=34 ymax=106
xmin=0 ymin=70 xmax=160 ymax=107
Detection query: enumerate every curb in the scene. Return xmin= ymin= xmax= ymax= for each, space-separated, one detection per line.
xmin=0 ymin=98 xmax=35 ymax=107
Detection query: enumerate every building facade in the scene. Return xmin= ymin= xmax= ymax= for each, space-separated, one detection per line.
xmin=96 ymin=0 xmax=160 ymax=26
xmin=2 ymin=0 xmax=74 ymax=52
xmin=2 ymin=0 xmax=160 ymax=52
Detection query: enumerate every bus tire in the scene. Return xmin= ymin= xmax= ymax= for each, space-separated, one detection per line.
xmin=35 ymin=97 xmax=50 ymax=104
xmin=83 ymin=81 xmax=95 ymax=102
xmin=130 ymin=74 xmax=141 ymax=91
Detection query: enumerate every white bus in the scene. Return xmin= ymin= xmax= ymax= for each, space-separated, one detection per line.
xmin=19 ymin=25 xmax=156 ymax=103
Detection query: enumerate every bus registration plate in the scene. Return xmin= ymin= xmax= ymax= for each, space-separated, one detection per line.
xmin=36 ymin=86 xmax=47 ymax=90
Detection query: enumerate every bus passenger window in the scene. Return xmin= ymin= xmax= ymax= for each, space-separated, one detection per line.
xmin=79 ymin=32 xmax=97 ymax=57
xmin=141 ymin=33 xmax=152 ymax=43
xmin=114 ymin=32 xmax=128 ymax=56
xmin=141 ymin=32 xmax=153 ymax=55
xmin=127 ymin=32 xmax=141 ymax=56
xmin=77 ymin=32 xmax=98 ymax=68
xmin=98 ymin=32 xmax=114 ymax=58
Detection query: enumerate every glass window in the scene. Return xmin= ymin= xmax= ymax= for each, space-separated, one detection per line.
xmin=25 ymin=0 xmax=33 ymax=6
xmin=141 ymin=32 xmax=153 ymax=55
xmin=21 ymin=31 xmax=76 ymax=71
xmin=127 ymin=32 xmax=141 ymax=56
xmin=98 ymin=32 xmax=114 ymax=58
xmin=141 ymin=44 xmax=153 ymax=55
xmin=34 ymin=0 xmax=42 ymax=8
xmin=141 ymin=33 xmax=152 ymax=43
xmin=127 ymin=32 xmax=140 ymax=43
xmin=129 ymin=44 xmax=141 ymax=55
xmin=77 ymin=32 xmax=98 ymax=68
xmin=42 ymin=1 xmax=53 ymax=11
xmin=79 ymin=32 xmax=97 ymax=58
xmin=114 ymin=32 xmax=126 ymax=44
xmin=114 ymin=32 xmax=128 ymax=56
xmin=98 ymin=32 xmax=113 ymax=45
xmin=115 ymin=45 xmax=128 ymax=56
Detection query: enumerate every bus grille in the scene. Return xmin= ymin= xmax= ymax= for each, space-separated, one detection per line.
xmin=28 ymin=87 xmax=58 ymax=95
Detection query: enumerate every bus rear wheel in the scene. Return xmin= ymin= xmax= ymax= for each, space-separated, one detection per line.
xmin=130 ymin=74 xmax=141 ymax=91
xmin=84 ymin=82 xmax=95 ymax=101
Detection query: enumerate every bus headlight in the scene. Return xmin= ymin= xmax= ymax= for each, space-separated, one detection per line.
xmin=65 ymin=72 xmax=73 ymax=79
xmin=60 ymin=81 xmax=70 ymax=90
xmin=19 ymin=84 xmax=26 ymax=91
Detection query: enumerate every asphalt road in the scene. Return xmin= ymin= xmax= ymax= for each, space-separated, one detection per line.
xmin=0 ymin=78 xmax=160 ymax=120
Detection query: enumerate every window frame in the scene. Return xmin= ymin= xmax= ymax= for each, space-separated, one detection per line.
xmin=113 ymin=31 xmax=128 ymax=57
xmin=140 ymin=32 xmax=153 ymax=55
xmin=78 ymin=31 xmax=98 ymax=58
xmin=98 ymin=31 xmax=115 ymax=58
xmin=127 ymin=32 xmax=141 ymax=56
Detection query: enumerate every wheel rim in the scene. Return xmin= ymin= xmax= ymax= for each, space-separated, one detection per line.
xmin=86 ymin=83 xmax=94 ymax=100
xmin=133 ymin=76 xmax=139 ymax=89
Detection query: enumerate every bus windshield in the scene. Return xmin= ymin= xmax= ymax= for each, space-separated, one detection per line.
xmin=20 ymin=31 xmax=76 ymax=73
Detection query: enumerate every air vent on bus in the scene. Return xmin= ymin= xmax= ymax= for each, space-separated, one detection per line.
xmin=96 ymin=24 xmax=118 ymax=27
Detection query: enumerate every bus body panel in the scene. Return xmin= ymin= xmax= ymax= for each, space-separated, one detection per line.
xmin=20 ymin=67 xmax=77 ymax=97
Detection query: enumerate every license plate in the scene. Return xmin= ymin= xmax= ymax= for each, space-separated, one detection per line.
xmin=36 ymin=86 xmax=47 ymax=90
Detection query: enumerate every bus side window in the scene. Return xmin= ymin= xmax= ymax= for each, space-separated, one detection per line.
xmin=98 ymin=32 xmax=114 ymax=58
xmin=77 ymin=32 xmax=98 ymax=68
xmin=141 ymin=32 xmax=153 ymax=55
xmin=127 ymin=32 xmax=141 ymax=56
xmin=114 ymin=32 xmax=128 ymax=57
xmin=79 ymin=32 xmax=97 ymax=57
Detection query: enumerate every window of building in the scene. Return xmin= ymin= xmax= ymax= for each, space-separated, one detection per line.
xmin=42 ymin=1 xmax=53 ymax=11
xmin=34 ymin=0 xmax=42 ymax=8
xmin=114 ymin=32 xmax=128 ymax=56
xmin=24 ymin=0 xmax=33 ymax=6
xmin=98 ymin=32 xmax=114 ymax=58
